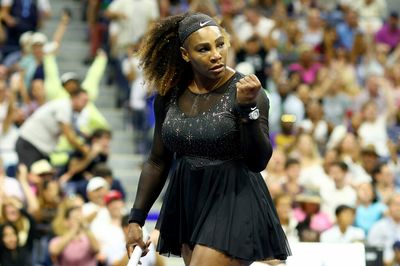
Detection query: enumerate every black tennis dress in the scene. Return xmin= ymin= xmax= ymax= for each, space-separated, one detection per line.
xmin=136 ymin=72 xmax=291 ymax=262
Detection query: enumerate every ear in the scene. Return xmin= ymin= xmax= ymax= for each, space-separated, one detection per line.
xmin=180 ymin=46 xmax=190 ymax=63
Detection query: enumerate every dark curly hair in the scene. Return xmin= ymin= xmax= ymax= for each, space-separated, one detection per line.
xmin=138 ymin=13 xmax=191 ymax=96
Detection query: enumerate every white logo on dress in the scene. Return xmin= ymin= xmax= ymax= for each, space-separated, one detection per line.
xmin=200 ymin=20 xmax=211 ymax=27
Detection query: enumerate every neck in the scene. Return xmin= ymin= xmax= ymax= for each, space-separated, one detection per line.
xmin=191 ymin=67 xmax=234 ymax=94
xmin=338 ymin=224 xmax=347 ymax=233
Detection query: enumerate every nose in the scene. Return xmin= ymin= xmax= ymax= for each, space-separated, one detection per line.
xmin=210 ymin=47 xmax=222 ymax=62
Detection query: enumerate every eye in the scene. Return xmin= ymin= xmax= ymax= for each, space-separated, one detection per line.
xmin=198 ymin=47 xmax=208 ymax=53
xmin=217 ymin=42 xmax=225 ymax=48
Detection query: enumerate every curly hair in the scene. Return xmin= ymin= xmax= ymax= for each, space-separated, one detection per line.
xmin=138 ymin=13 xmax=192 ymax=96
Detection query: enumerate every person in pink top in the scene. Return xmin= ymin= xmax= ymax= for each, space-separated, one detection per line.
xmin=48 ymin=206 xmax=99 ymax=266
xmin=288 ymin=45 xmax=321 ymax=85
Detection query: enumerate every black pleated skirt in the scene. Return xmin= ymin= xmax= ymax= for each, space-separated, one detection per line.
xmin=155 ymin=157 xmax=291 ymax=262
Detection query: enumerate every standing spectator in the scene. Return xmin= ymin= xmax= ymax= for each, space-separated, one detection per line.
xmin=0 ymin=0 xmax=51 ymax=56
xmin=320 ymin=205 xmax=365 ymax=243
xmin=368 ymin=193 xmax=400 ymax=265
xmin=336 ymin=9 xmax=361 ymax=51
xmin=15 ymin=89 xmax=89 ymax=168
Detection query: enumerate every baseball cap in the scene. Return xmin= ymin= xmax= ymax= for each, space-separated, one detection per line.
xmin=30 ymin=159 xmax=55 ymax=175
xmin=104 ymin=190 xmax=123 ymax=205
xmin=31 ymin=32 xmax=48 ymax=45
xmin=86 ymin=177 xmax=108 ymax=193
xmin=19 ymin=31 xmax=33 ymax=46
xmin=60 ymin=72 xmax=80 ymax=85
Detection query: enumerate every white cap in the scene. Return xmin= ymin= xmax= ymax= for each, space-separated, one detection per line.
xmin=86 ymin=177 xmax=109 ymax=192
xmin=30 ymin=159 xmax=55 ymax=175
xmin=60 ymin=72 xmax=80 ymax=85
xmin=19 ymin=31 xmax=33 ymax=46
xmin=31 ymin=32 xmax=48 ymax=45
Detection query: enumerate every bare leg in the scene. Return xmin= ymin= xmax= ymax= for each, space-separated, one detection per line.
xmin=189 ymin=244 xmax=250 ymax=266
xmin=182 ymin=244 xmax=193 ymax=266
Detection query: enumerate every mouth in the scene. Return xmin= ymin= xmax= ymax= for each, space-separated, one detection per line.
xmin=209 ymin=64 xmax=225 ymax=73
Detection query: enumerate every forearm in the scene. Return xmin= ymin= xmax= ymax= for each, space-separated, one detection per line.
xmin=68 ymin=156 xmax=95 ymax=175
xmin=82 ymin=53 xmax=107 ymax=101
xmin=85 ymin=231 xmax=100 ymax=253
xmin=49 ymin=234 xmax=74 ymax=256
xmin=20 ymin=181 xmax=39 ymax=214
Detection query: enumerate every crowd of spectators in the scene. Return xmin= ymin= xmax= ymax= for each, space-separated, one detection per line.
xmin=0 ymin=0 xmax=400 ymax=266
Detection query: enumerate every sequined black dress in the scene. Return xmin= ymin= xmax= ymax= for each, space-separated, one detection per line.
xmin=133 ymin=72 xmax=291 ymax=262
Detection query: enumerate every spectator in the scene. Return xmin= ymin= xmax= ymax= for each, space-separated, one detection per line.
xmin=355 ymin=182 xmax=387 ymax=234
xmin=282 ymin=158 xmax=305 ymax=198
xmin=372 ymin=162 xmax=398 ymax=204
xmin=91 ymin=163 xmax=126 ymax=201
xmin=48 ymin=206 xmax=99 ymax=266
xmin=300 ymin=8 xmax=324 ymax=49
xmin=336 ymin=9 xmax=361 ymax=51
xmin=368 ymin=193 xmax=400 ymax=265
xmin=320 ymin=204 xmax=365 ymax=243
xmin=82 ymin=176 xmax=109 ymax=224
xmin=274 ymin=193 xmax=299 ymax=243
xmin=15 ymin=89 xmax=90 ymax=168
xmin=0 ymin=222 xmax=32 ymax=266
xmin=320 ymin=161 xmax=357 ymax=220
xmin=392 ymin=240 xmax=400 ymax=266
xmin=375 ymin=11 xmax=400 ymax=51
xmin=354 ymin=0 xmax=387 ymax=33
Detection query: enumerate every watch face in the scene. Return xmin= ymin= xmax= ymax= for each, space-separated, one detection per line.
xmin=249 ymin=109 xmax=260 ymax=120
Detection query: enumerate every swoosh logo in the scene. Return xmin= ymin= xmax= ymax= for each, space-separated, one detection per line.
xmin=200 ymin=20 xmax=211 ymax=27
xmin=250 ymin=106 xmax=257 ymax=111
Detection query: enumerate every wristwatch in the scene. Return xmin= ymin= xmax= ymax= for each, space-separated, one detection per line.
xmin=248 ymin=107 xmax=260 ymax=120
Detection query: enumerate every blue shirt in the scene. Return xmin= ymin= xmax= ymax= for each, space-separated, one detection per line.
xmin=336 ymin=23 xmax=359 ymax=50
xmin=355 ymin=202 xmax=387 ymax=234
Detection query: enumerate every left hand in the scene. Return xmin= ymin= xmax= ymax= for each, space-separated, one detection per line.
xmin=236 ymin=74 xmax=261 ymax=105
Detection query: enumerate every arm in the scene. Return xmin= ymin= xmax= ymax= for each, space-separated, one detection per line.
xmin=81 ymin=50 xmax=108 ymax=101
xmin=49 ymin=229 xmax=78 ymax=256
xmin=60 ymin=122 xmax=88 ymax=155
xmin=67 ymin=143 xmax=102 ymax=177
xmin=50 ymin=10 xmax=71 ymax=53
xmin=44 ymin=54 xmax=64 ymax=100
xmin=236 ymin=90 xmax=273 ymax=172
xmin=0 ymin=5 xmax=16 ymax=27
xmin=126 ymin=94 xmax=173 ymax=252
xmin=17 ymin=164 xmax=39 ymax=215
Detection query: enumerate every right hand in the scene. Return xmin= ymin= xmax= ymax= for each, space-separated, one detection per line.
xmin=126 ymin=223 xmax=150 ymax=258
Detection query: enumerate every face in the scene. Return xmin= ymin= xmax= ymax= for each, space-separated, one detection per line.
xmin=363 ymin=102 xmax=377 ymax=121
xmin=31 ymin=79 xmax=45 ymax=101
xmin=32 ymin=43 xmax=44 ymax=59
xmin=66 ymin=207 xmax=83 ymax=228
xmin=286 ymin=164 xmax=300 ymax=181
xmin=276 ymin=196 xmax=293 ymax=222
xmin=337 ymin=209 xmax=355 ymax=228
xmin=93 ymin=134 xmax=111 ymax=154
xmin=377 ymin=165 xmax=394 ymax=185
xmin=107 ymin=199 xmax=124 ymax=219
xmin=389 ymin=16 xmax=399 ymax=28
xmin=2 ymin=225 xmax=18 ymax=250
xmin=329 ymin=165 xmax=346 ymax=185
xmin=72 ymin=92 xmax=89 ymax=112
xmin=64 ymin=80 xmax=79 ymax=95
xmin=357 ymin=182 xmax=374 ymax=203
xmin=4 ymin=203 xmax=20 ymax=222
xmin=43 ymin=181 xmax=60 ymax=203
xmin=89 ymin=187 xmax=108 ymax=206
xmin=389 ymin=195 xmax=400 ymax=221
xmin=0 ymin=80 xmax=7 ymax=102
xmin=181 ymin=26 xmax=228 ymax=81
xmin=297 ymin=134 xmax=315 ymax=156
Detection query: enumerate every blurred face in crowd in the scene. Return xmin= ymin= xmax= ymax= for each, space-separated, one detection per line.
xmin=357 ymin=182 xmax=375 ymax=204
xmin=389 ymin=15 xmax=399 ymax=29
xmin=64 ymin=80 xmax=80 ymax=95
xmin=107 ymin=199 xmax=124 ymax=219
xmin=88 ymin=187 xmax=108 ymax=206
xmin=337 ymin=208 xmax=355 ymax=229
xmin=244 ymin=37 xmax=261 ymax=54
xmin=376 ymin=165 xmax=394 ymax=186
xmin=297 ymin=84 xmax=310 ymax=104
xmin=0 ymin=65 xmax=8 ymax=81
xmin=268 ymin=149 xmax=286 ymax=173
xmin=244 ymin=8 xmax=260 ymax=26
xmin=297 ymin=134 xmax=315 ymax=157
xmin=0 ymin=80 xmax=8 ymax=102
xmin=65 ymin=207 xmax=83 ymax=229
xmin=329 ymin=164 xmax=346 ymax=188
xmin=31 ymin=79 xmax=45 ymax=102
xmin=323 ymin=149 xmax=339 ymax=172
xmin=286 ymin=163 xmax=300 ymax=181
xmin=42 ymin=180 xmax=61 ymax=204
xmin=346 ymin=10 xmax=358 ymax=28
xmin=389 ymin=194 xmax=400 ymax=222
xmin=92 ymin=133 xmax=111 ymax=155
xmin=32 ymin=43 xmax=44 ymax=60
xmin=306 ymin=100 xmax=323 ymax=121
xmin=3 ymin=202 xmax=21 ymax=223
xmin=362 ymin=102 xmax=378 ymax=122
xmin=366 ymin=76 xmax=379 ymax=96
xmin=72 ymin=91 xmax=89 ymax=113
xmin=1 ymin=225 xmax=18 ymax=250
xmin=307 ymin=9 xmax=321 ymax=28
xmin=275 ymin=195 xmax=293 ymax=224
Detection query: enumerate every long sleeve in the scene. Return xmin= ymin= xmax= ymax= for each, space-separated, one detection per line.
xmin=237 ymin=90 xmax=273 ymax=172
xmin=132 ymin=94 xmax=173 ymax=214
xmin=44 ymin=54 xmax=66 ymax=101
xmin=82 ymin=53 xmax=108 ymax=101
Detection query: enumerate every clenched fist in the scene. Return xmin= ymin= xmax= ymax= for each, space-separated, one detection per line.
xmin=236 ymin=74 xmax=261 ymax=105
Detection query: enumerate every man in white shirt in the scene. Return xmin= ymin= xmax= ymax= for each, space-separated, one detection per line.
xmin=15 ymin=89 xmax=89 ymax=168
xmin=320 ymin=161 xmax=357 ymax=220
xmin=320 ymin=205 xmax=365 ymax=243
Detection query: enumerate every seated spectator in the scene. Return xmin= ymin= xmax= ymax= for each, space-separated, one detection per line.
xmin=375 ymin=11 xmax=400 ymax=51
xmin=293 ymin=191 xmax=333 ymax=237
xmin=354 ymin=0 xmax=387 ymax=34
xmin=282 ymin=158 xmax=304 ymax=198
xmin=91 ymin=163 xmax=126 ymax=201
xmin=320 ymin=161 xmax=357 ymax=220
xmin=0 ymin=159 xmax=25 ymax=201
xmin=368 ymin=193 xmax=400 ymax=265
xmin=28 ymin=159 xmax=56 ymax=193
xmin=82 ymin=177 xmax=109 ymax=224
xmin=355 ymin=182 xmax=387 ymax=234
xmin=274 ymin=193 xmax=299 ymax=243
xmin=273 ymin=114 xmax=297 ymax=152
xmin=288 ymin=44 xmax=322 ymax=85
xmin=392 ymin=240 xmax=400 ymax=266
xmin=262 ymin=148 xmax=287 ymax=197
xmin=60 ymin=129 xmax=111 ymax=196
xmin=320 ymin=204 xmax=365 ymax=243
xmin=51 ymin=195 xmax=85 ymax=237
xmin=336 ymin=9 xmax=361 ymax=51
xmin=372 ymin=162 xmax=399 ymax=204
xmin=91 ymin=190 xmax=126 ymax=266
xmin=0 ymin=222 xmax=32 ymax=266
xmin=48 ymin=206 xmax=99 ymax=266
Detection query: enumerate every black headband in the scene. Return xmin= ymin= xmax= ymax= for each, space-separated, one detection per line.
xmin=178 ymin=13 xmax=219 ymax=44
